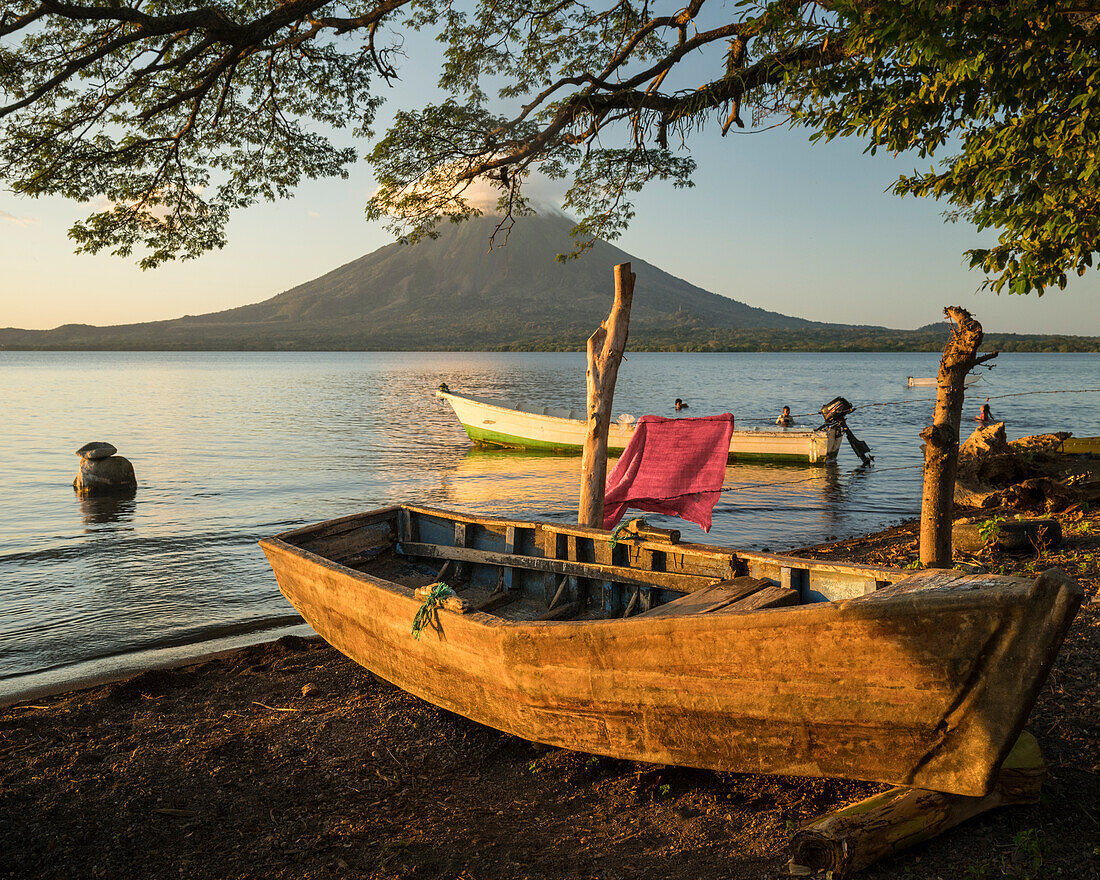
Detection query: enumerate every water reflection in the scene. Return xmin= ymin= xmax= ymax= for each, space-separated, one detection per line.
xmin=77 ymin=491 xmax=136 ymax=526
xmin=438 ymin=448 xmax=584 ymax=515
xmin=1 ymin=351 xmax=1094 ymax=695
xmin=438 ymin=448 xmax=854 ymax=533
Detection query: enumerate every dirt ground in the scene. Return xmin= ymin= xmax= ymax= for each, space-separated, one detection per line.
xmin=2 ymin=507 xmax=1097 ymax=880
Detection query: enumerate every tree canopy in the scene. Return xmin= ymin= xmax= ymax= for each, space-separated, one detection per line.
xmin=1 ymin=2 xmax=1097 ymax=294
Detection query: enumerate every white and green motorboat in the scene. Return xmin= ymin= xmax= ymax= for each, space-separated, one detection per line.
xmin=436 ymin=389 xmax=843 ymax=464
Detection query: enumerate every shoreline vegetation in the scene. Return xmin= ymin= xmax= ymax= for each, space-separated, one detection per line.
xmin=1 ymin=328 xmax=1099 ymax=353
xmin=3 ymin=505 xmax=1096 ymax=880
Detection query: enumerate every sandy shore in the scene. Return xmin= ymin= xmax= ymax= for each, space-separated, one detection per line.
xmin=2 ymin=509 xmax=1097 ymax=880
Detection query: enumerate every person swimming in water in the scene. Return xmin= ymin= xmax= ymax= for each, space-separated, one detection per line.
xmin=976 ymin=400 xmax=994 ymax=423
xmin=675 ymin=398 xmax=689 ymax=411
xmin=776 ymin=406 xmax=794 ymax=427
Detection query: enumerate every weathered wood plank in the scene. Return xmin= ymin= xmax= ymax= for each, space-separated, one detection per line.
xmin=398 ymin=541 xmax=723 ymax=592
xmin=503 ymin=526 xmax=516 ymax=590
xmin=739 ymin=549 xmax=902 ymax=582
xmin=454 ymin=522 xmax=469 ymax=581
xmin=715 ymin=585 xmax=799 ymax=613
xmin=406 ymin=504 xmax=737 ymax=562
xmin=339 ymin=545 xmax=392 ymax=569
xmin=405 ymin=506 xmax=902 ymax=581
xmin=472 ymin=590 xmax=521 ymax=614
xmin=548 ymin=576 xmax=570 ymax=610
xmin=304 ymin=528 xmax=392 ymax=560
xmin=638 ymin=578 xmax=772 ymax=619
xmin=534 ymin=600 xmax=583 ymax=621
xmin=278 ymin=506 xmax=400 ymax=542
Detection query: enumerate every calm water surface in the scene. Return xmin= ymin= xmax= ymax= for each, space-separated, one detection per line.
xmin=2 ymin=351 xmax=1097 ymax=697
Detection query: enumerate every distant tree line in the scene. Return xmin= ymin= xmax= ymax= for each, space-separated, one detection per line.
xmin=3 ymin=325 xmax=1096 ymax=353
xmin=498 ymin=329 xmax=1100 ymax=354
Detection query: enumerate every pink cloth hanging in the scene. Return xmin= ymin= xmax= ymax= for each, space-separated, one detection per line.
xmin=602 ymin=413 xmax=734 ymax=532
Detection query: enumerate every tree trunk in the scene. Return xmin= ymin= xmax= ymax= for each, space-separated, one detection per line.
xmin=578 ymin=263 xmax=635 ymax=527
xmin=919 ymin=307 xmax=998 ymax=567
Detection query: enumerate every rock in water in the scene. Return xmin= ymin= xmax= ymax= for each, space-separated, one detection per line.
xmin=75 ymin=441 xmax=117 ymax=460
xmin=74 ymin=455 xmax=137 ymax=496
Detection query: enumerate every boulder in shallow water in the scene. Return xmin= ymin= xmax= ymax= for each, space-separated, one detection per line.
xmin=75 ymin=441 xmax=117 ymax=460
xmin=74 ymin=455 xmax=136 ymax=496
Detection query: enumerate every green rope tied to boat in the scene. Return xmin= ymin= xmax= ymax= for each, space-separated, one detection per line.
xmin=608 ymin=519 xmax=639 ymax=550
xmin=411 ymin=582 xmax=454 ymax=640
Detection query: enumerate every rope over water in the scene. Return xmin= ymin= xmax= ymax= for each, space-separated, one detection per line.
xmin=719 ymin=463 xmax=924 ymax=493
xmin=411 ymin=582 xmax=454 ymax=640
xmin=735 ymin=386 xmax=1100 ymax=423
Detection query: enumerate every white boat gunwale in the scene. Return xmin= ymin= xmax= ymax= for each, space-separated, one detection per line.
xmin=436 ymin=389 xmax=841 ymax=462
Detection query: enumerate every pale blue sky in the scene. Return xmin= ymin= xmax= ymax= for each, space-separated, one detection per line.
xmin=1 ymin=25 xmax=1098 ymax=336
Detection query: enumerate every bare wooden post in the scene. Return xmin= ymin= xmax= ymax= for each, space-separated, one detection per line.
xmin=578 ymin=263 xmax=635 ymax=527
xmin=919 ymin=307 xmax=998 ymax=568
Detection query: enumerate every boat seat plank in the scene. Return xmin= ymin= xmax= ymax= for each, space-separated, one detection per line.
xmin=397 ymin=541 xmax=724 ymax=592
xmin=711 ymin=585 xmax=799 ymax=613
xmin=637 ymin=577 xmax=772 ymax=619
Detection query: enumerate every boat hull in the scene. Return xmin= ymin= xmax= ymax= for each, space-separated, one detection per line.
xmin=908 ymin=375 xmax=980 ymax=387
xmin=438 ymin=390 xmax=841 ymax=463
xmin=261 ymin=506 xmax=1082 ymax=797
xmin=1060 ymin=436 xmax=1100 ymax=455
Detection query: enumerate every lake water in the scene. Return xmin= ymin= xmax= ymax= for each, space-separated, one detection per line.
xmin=2 ymin=351 xmax=1097 ymax=699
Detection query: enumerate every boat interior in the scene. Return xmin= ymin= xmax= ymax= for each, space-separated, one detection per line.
xmin=512 ymin=401 xmax=587 ymax=421
xmin=278 ymin=505 xmax=902 ymax=624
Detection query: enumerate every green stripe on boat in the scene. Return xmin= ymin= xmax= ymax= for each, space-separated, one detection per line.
xmin=463 ymin=423 xmax=821 ymax=462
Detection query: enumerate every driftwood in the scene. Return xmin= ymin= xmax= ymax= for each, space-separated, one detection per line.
xmin=919 ymin=307 xmax=998 ymax=567
xmin=953 ymin=518 xmax=1062 ymax=554
xmin=578 ymin=263 xmax=635 ymax=527
xmin=788 ymin=731 xmax=1046 ymax=878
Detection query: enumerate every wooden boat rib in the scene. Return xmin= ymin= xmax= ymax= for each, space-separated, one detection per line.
xmin=436 ymin=389 xmax=842 ymax=463
xmin=260 ymin=505 xmax=1082 ymax=797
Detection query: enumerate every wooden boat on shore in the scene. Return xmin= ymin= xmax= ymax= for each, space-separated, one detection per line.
xmin=260 ymin=505 xmax=1082 ymax=797
xmin=436 ymin=389 xmax=842 ymax=463
xmin=1059 ymin=436 xmax=1100 ymax=456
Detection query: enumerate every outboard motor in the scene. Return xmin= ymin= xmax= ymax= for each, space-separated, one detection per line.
xmin=819 ymin=397 xmax=874 ymax=466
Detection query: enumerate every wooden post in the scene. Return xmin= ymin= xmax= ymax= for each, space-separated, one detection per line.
xmin=918 ymin=307 xmax=998 ymax=568
xmin=578 ymin=263 xmax=636 ymax=527
xmin=789 ymin=731 xmax=1045 ymax=878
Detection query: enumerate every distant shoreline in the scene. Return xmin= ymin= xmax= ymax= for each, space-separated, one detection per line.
xmin=2 ymin=335 xmax=1098 ymax=354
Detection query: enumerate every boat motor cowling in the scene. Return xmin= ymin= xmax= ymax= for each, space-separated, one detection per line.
xmin=819 ymin=397 xmax=874 ymax=466
xmin=820 ymin=397 xmax=855 ymax=426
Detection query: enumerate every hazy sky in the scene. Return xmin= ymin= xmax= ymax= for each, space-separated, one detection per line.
xmin=2 ymin=28 xmax=1098 ymax=335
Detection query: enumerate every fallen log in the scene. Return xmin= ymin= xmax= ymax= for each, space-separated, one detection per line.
xmin=788 ymin=731 xmax=1045 ymax=878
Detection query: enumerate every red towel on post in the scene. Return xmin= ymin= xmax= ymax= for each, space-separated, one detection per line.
xmin=602 ymin=413 xmax=734 ymax=532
